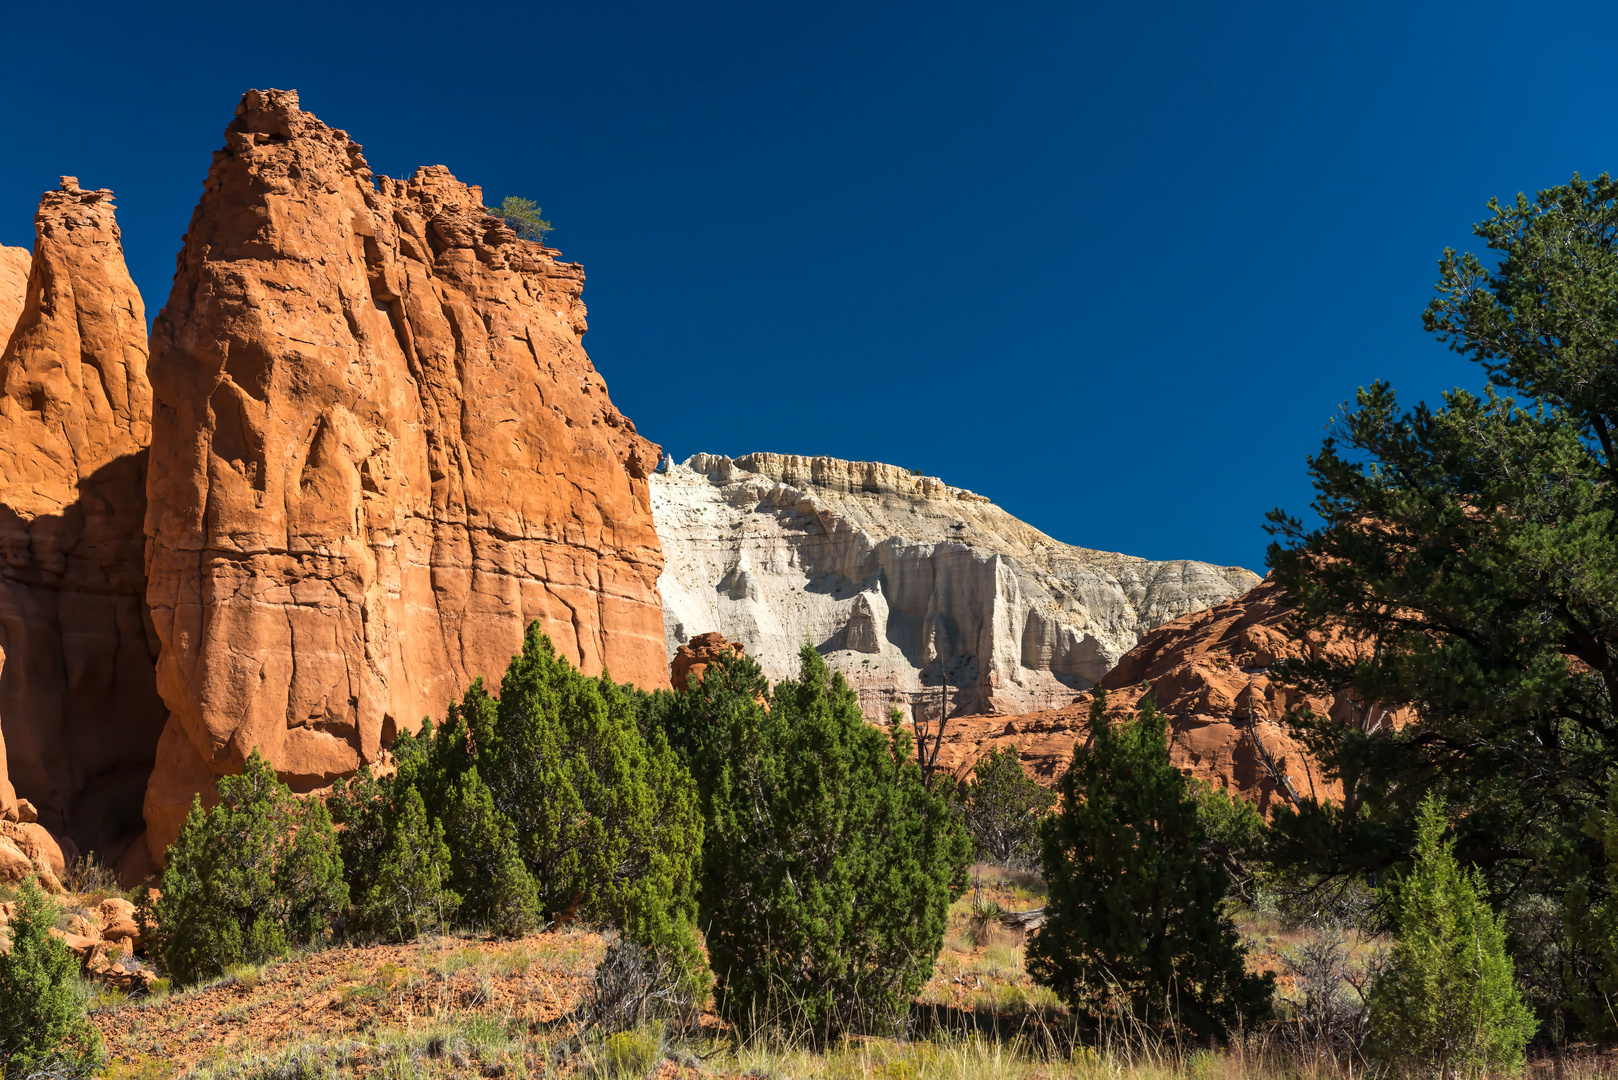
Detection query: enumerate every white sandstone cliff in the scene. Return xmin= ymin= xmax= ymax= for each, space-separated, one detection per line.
xmin=651 ymin=453 xmax=1262 ymax=717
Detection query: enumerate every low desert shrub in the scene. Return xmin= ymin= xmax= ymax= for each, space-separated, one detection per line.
xmin=587 ymin=935 xmax=703 ymax=1034
xmin=595 ymin=1029 xmax=660 ymax=1080
xmin=1279 ymin=925 xmax=1379 ymax=1064
xmin=0 ymin=877 xmax=104 ymax=1077
xmin=142 ymin=749 xmax=348 ymax=986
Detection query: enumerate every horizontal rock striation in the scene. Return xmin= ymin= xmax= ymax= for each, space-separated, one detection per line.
xmin=0 ymin=179 xmax=166 ymax=860
xmin=143 ymin=90 xmax=666 ymax=862
xmin=653 ymin=453 xmax=1260 ymax=717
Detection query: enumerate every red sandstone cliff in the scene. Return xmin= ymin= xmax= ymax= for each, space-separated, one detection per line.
xmin=0 ymin=179 xmax=166 ymax=860
xmin=932 ymin=579 xmax=1388 ymax=816
xmin=142 ymin=90 xmax=667 ymax=862
xmin=0 ymin=246 xmax=28 ymax=343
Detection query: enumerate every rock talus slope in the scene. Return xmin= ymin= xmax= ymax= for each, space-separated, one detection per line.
xmin=0 ymin=179 xmax=166 ymax=859
xmin=932 ymin=578 xmax=1398 ymax=815
xmin=653 ymin=453 xmax=1260 ymax=717
xmin=143 ymin=90 xmax=666 ymax=862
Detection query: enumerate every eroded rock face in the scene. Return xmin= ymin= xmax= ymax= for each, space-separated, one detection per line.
xmin=931 ymin=579 xmax=1397 ymax=816
xmin=0 ymin=246 xmax=28 ymax=344
xmin=0 ymin=179 xmax=165 ymax=858
xmin=143 ymin=89 xmax=666 ymax=862
xmin=653 ymin=453 xmax=1261 ymax=717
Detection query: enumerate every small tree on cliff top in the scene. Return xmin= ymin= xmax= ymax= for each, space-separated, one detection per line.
xmin=490 ymin=196 xmax=553 ymax=241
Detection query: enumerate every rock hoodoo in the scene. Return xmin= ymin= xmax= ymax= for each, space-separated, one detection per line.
xmin=0 ymin=178 xmax=166 ymax=861
xmin=652 ymin=453 xmax=1260 ymax=717
xmin=670 ymin=631 xmax=746 ymax=692
xmin=142 ymin=90 xmax=666 ymax=862
xmin=930 ymin=578 xmax=1395 ymax=815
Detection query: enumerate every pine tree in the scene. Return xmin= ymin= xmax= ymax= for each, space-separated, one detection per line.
xmin=488 ymin=196 xmax=553 ymax=241
xmin=143 ymin=749 xmax=348 ymax=986
xmin=1367 ymin=796 xmax=1535 ymax=1075
xmin=1027 ymin=692 xmax=1272 ymax=1036
xmin=658 ymin=645 xmax=971 ymax=1040
xmin=960 ymin=744 xmax=1056 ymax=868
xmin=1263 ymin=172 xmax=1618 ymax=1035
xmin=0 ymin=877 xmax=103 ymax=1077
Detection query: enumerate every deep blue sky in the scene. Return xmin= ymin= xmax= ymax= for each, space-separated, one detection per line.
xmin=4 ymin=1 xmax=1615 ymax=572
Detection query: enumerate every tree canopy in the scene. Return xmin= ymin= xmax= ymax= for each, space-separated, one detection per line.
xmin=1266 ymin=171 xmax=1618 ymax=1033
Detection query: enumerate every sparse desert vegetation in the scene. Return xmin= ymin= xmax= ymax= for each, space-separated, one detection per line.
xmin=9 ymin=867 xmax=1605 ymax=1079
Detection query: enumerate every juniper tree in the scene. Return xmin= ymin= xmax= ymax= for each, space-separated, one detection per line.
xmin=1027 ymin=692 xmax=1272 ymax=1036
xmin=329 ymin=764 xmax=459 ymax=941
xmin=0 ymin=877 xmax=103 ymax=1077
xmin=143 ymin=749 xmax=348 ymax=986
xmin=443 ymin=765 xmax=541 ymax=937
xmin=448 ymin=628 xmax=704 ymax=966
xmin=656 ymin=645 xmax=971 ymax=1040
xmin=1563 ymin=778 xmax=1618 ymax=1040
xmin=960 ymin=744 xmax=1056 ymax=868
xmin=369 ymin=627 xmax=701 ymax=962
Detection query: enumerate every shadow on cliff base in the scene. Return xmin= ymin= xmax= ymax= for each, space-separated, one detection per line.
xmin=0 ymin=450 xmax=167 ymax=867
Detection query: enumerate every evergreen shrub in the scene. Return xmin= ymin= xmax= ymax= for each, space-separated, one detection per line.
xmin=1028 ymin=692 xmax=1272 ymax=1036
xmin=337 ymin=625 xmax=700 ymax=968
xmin=0 ymin=877 xmax=103 ymax=1077
xmin=142 ymin=749 xmax=348 ymax=986
xmin=329 ymin=770 xmax=459 ymax=941
xmin=1367 ymin=795 xmax=1535 ymax=1075
xmin=656 ymin=645 xmax=971 ymax=1040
